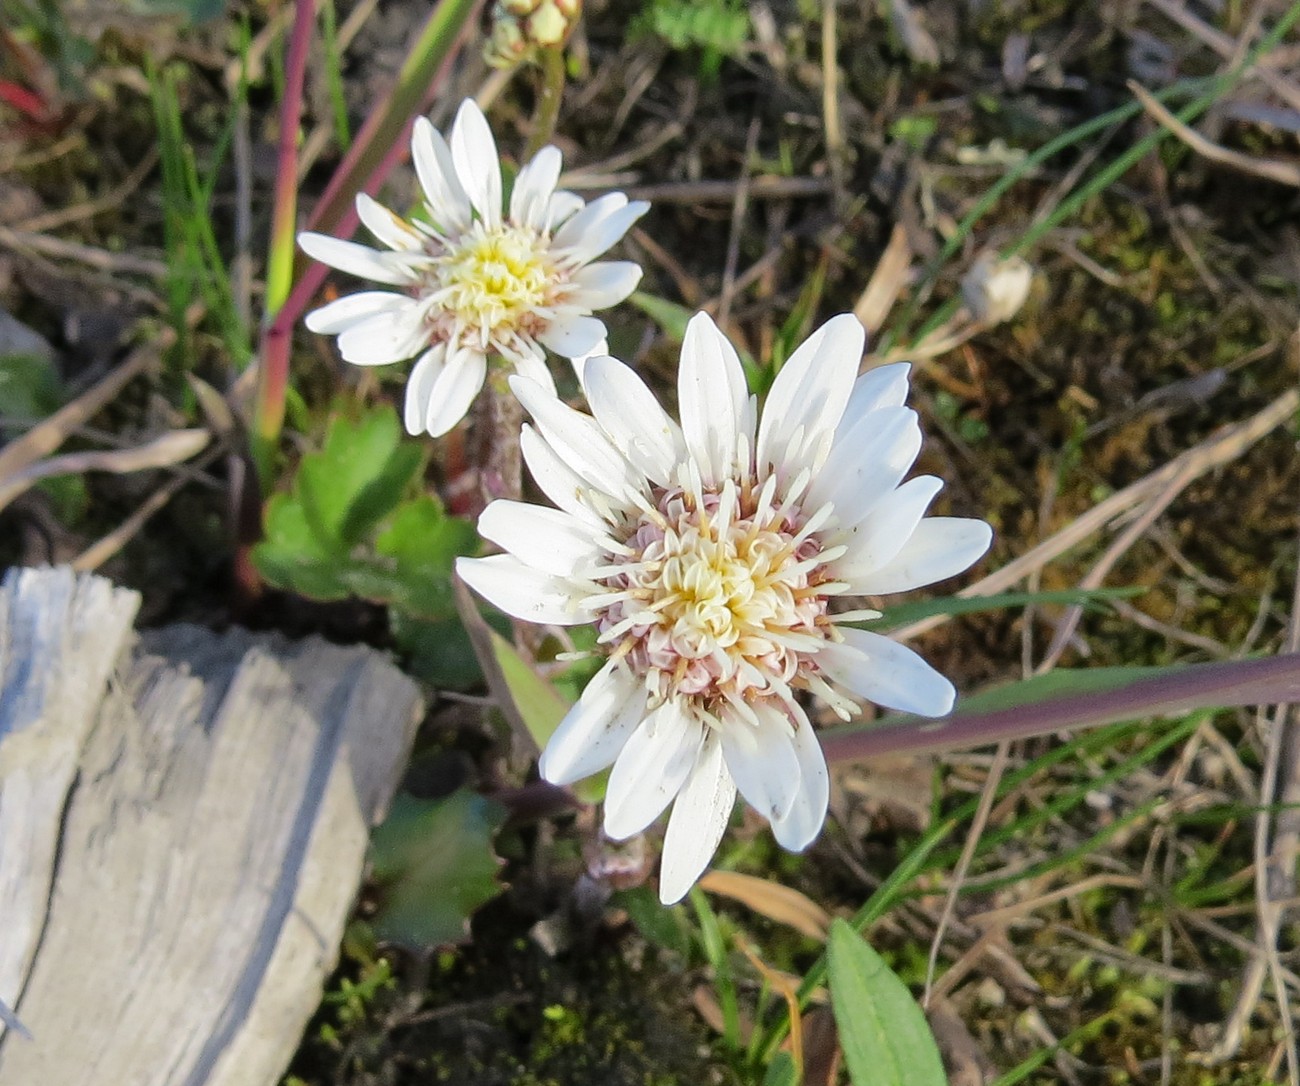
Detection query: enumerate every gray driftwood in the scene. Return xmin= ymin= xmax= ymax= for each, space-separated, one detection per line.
xmin=0 ymin=566 xmax=424 ymax=1086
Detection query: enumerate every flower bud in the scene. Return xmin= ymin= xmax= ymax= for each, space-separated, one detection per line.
xmin=961 ymin=253 xmax=1033 ymax=325
xmin=501 ymin=0 xmax=537 ymax=15
xmin=527 ymin=1 xmax=570 ymax=47
xmin=553 ymin=0 xmax=581 ymax=17
xmin=484 ymin=13 xmax=532 ymax=69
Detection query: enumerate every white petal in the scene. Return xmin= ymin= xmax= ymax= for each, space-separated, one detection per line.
xmin=520 ymin=424 xmax=609 ymax=529
xmin=298 ymin=232 xmax=415 ymax=286
xmin=563 ymin=201 xmax=650 ymax=265
xmin=421 ymin=348 xmax=486 ymax=437
xmin=817 ymin=627 xmax=955 ymax=717
xmin=510 ymin=376 xmax=642 ymax=502
xmin=853 ymin=517 xmax=993 ymax=595
xmin=719 ymin=704 xmax=801 ymax=824
xmin=355 ymin=193 xmax=423 ymax=251
xmin=830 ymin=475 xmax=943 ymax=581
xmin=770 ymin=710 xmax=829 ymax=851
xmin=510 ymin=347 xmax=556 ymax=390
xmin=569 ymin=261 xmax=643 ymax=309
xmin=836 ymin=362 xmax=912 ymax=438
xmin=510 ymin=145 xmax=563 ymax=230
xmin=604 ymin=701 xmax=703 ymax=839
xmin=568 ymin=337 xmax=608 ymax=387
xmin=403 ymin=346 xmax=445 ymax=434
xmin=450 ymin=98 xmax=502 ymax=228
xmin=660 ymin=732 xmax=736 ymax=904
xmin=539 ymin=660 xmax=649 ymax=785
xmin=806 ymin=407 xmax=922 ymax=526
xmin=756 ymin=313 xmax=864 ymax=476
xmin=544 ymin=190 xmax=585 ymax=232
xmin=335 ymin=305 xmax=429 ymax=366
xmin=477 ymin=500 xmax=604 ymax=577
xmin=411 ymin=116 xmax=472 ymax=233
xmin=537 ymin=314 xmax=608 ymax=358
xmin=455 ymin=553 xmax=590 ymax=625
xmin=304 ymin=291 xmax=409 ymax=334
xmin=553 ymin=193 xmax=627 ymax=249
xmin=678 ymin=312 xmax=748 ymax=486
xmin=553 ymin=194 xmax=649 ymax=264
xmin=583 ymin=355 xmax=686 ymax=487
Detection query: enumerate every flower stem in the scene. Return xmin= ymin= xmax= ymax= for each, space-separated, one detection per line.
xmin=523 ymin=45 xmax=566 ymax=159
xmin=472 ymin=364 xmax=526 ymax=509
xmin=820 ymin=653 xmax=1300 ymax=763
xmin=250 ymin=0 xmax=315 ymax=491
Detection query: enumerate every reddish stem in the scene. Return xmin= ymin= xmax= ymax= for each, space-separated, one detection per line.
xmin=821 ymin=653 xmax=1300 ymax=763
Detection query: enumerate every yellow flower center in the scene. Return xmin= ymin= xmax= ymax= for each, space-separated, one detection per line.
xmin=597 ymin=482 xmax=833 ymax=705
xmin=438 ymin=226 xmax=552 ymax=335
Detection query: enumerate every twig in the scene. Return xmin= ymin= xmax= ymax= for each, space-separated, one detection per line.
xmin=0 ymin=430 xmax=211 ymax=514
xmin=718 ymin=118 xmax=760 ymax=329
xmin=0 ymin=225 xmax=168 ymax=277
xmin=923 ymin=740 xmax=1010 ymax=1007
xmin=1034 ymin=458 xmax=1204 ymax=673
xmin=891 ymin=386 xmax=1300 ymax=644
xmin=600 ymin=176 xmax=834 ymax=204
xmin=821 ymin=0 xmax=846 ymax=209
xmin=13 ymin=149 xmax=159 ymax=233
xmin=1143 ymin=0 xmax=1300 ymax=114
xmin=0 ymin=334 xmax=171 ymax=481
xmin=72 ymin=444 xmax=226 ymax=572
xmin=1214 ymin=518 xmax=1300 ymax=1075
xmin=1131 ymin=80 xmax=1300 ymax=187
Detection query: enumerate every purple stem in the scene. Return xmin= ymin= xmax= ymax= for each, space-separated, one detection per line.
xmin=821 ymin=653 xmax=1300 ymax=763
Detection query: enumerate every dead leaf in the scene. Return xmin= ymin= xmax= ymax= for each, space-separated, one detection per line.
xmin=699 ymin=870 xmax=832 ymax=939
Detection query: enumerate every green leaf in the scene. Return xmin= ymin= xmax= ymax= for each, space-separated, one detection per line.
xmin=489 ymin=629 xmax=571 ymax=748
xmin=487 ymin=630 xmax=605 ymax=803
xmin=297 ymin=407 xmax=423 ymax=549
xmin=828 ymin=919 xmax=946 ymax=1086
xmin=0 ymin=353 xmax=63 ymax=419
xmin=762 ymin=1051 xmax=800 ymax=1086
xmin=369 ymin=790 xmax=506 ymax=950
xmin=629 ymin=291 xmax=764 ymax=390
xmin=614 ymin=885 xmax=693 ymax=958
xmin=253 ymin=493 xmax=355 ymax=599
xmin=857 ymin=586 xmax=1146 ymax=631
xmin=392 ymin=612 xmax=507 ymax=690
xmin=374 ymin=496 xmax=479 ymax=618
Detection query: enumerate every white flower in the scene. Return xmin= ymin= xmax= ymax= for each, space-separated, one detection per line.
xmin=456 ymin=313 xmax=992 ymax=903
xmin=299 ymin=99 xmax=649 ymax=437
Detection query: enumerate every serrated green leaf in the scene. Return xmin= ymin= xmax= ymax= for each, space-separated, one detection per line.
xmin=297 ymin=407 xmax=424 ymax=548
xmin=375 ymin=496 xmax=479 ymax=618
xmin=253 ymin=493 xmax=355 ymax=599
xmin=762 ymin=1051 xmax=800 ymax=1086
xmin=369 ymin=790 xmax=506 ymax=950
xmin=827 ymin=918 xmax=946 ymax=1086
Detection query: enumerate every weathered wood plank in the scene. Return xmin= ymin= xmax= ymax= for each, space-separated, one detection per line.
xmin=0 ymin=566 xmax=140 ymax=1040
xmin=0 ymin=569 xmax=424 ymax=1086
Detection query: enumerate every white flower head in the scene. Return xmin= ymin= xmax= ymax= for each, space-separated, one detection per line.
xmin=299 ymin=99 xmax=649 ymax=437
xmin=457 ymin=313 xmax=993 ymax=903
